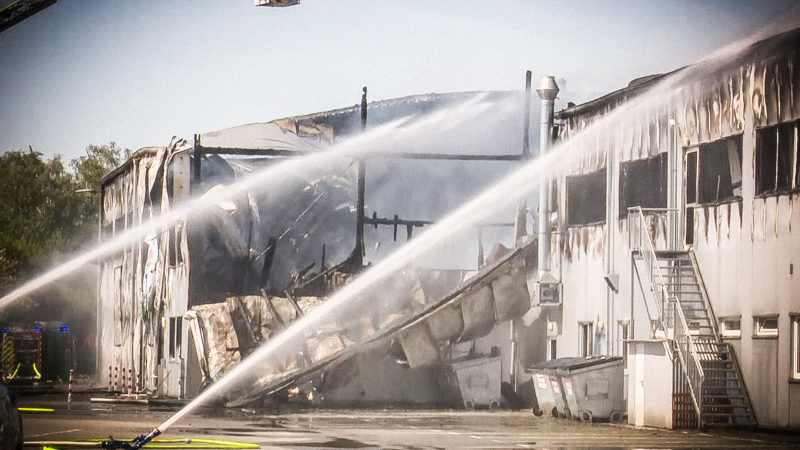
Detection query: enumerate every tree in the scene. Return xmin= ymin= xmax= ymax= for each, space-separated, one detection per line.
xmin=72 ymin=142 xmax=128 ymax=190
xmin=0 ymin=150 xmax=81 ymax=271
xmin=0 ymin=143 xmax=127 ymax=373
xmin=0 ymin=249 xmax=16 ymax=289
xmin=69 ymin=142 xmax=128 ymax=242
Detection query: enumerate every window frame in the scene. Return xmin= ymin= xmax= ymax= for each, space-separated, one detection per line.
xmin=168 ymin=223 xmax=185 ymax=268
xmin=617 ymin=320 xmax=630 ymax=368
xmin=755 ymin=120 xmax=800 ymax=197
xmin=547 ymin=338 xmax=557 ymax=361
xmin=619 ymin=153 xmax=668 ymax=218
xmin=566 ymin=168 xmax=607 ymax=227
xmin=579 ymin=321 xmax=594 ymax=357
xmin=753 ymin=315 xmax=779 ymax=339
xmin=791 ymin=315 xmax=800 ymax=381
xmin=168 ymin=316 xmax=183 ymax=360
xmin=719 ymin=316 xmax=742 ymax=339
xmin=684 ymin=134 xmax=743 ymax=207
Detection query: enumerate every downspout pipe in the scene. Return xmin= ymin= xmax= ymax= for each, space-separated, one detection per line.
xmin=536 ymin=76 xmax=559 ymax=276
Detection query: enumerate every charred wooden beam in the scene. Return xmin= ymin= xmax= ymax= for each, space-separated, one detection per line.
xmin=283 ymin=290 xmax=305 ymax=318
xmin=259 ymin=288 xmax=287 ymax=329
xmin=259 ymin=237 xmax=278 ymax=289
xmin=227 ymin=296 xmax=262 ymax=357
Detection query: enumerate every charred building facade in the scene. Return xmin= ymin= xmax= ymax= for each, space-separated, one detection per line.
xmin=547 ymin=28 xmax=800 ymax=429
xmin=96 ymin=91 xmax=537 ymax=405
xmin=97 ymin=26 xmax=800 ymax=430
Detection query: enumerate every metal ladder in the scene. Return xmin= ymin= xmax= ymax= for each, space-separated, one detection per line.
xmin=629 ymin=207 xmax=756 ymax=429
xmin=656 ymin=251 xmax=756 ymax=428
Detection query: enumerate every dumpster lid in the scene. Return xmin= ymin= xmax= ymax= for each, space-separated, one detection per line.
xmin=526 ymin=356 xmax=622 ymax=371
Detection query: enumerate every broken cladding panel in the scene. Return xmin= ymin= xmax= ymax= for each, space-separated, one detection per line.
xmin=426 ymin=303 xmax=465 ymax=343
xmin=305 ymin=334 xmax=351 ymax=364
xmin=491 ymin=259 xmax=530 ymax=322
xmin=457 ymin=285 xmax=496 ymax=342
xmin=397 ymin=322 xmax=439 ymax=368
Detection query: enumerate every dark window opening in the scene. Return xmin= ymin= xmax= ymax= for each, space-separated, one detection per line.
xmin=168 ymin=224 xmax=184 ymax=267
xmin=567 ymin=168 xmax=607 ymax=226
xmin=579 ymin=322 xmax=593 ymax=357
xmin=756 ymin=127 xmax=777 ymax=195
xmin=756 ymin=120 xmax=798 ymax=195
xmin=777 ymin=123 xmax=794 ymax=191
xmin=686 ymin=151 xmax=697 ymax=204
xmin=696 ymin=135 xmax=742 ymax=204
xmin=169 ymin=317 xmax=182 ymax=359
xmin=619 ymin=153 xmax=668 ymax=216
xmin=685 ymin=207 xmax=695 ymax=245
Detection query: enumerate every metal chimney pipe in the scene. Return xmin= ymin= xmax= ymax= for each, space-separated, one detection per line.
xmin=536 ymin=76 xmax=559 ymax=275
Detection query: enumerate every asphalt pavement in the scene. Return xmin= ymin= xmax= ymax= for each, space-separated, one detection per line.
xmin=18 ymin=391 xmax=800 ymax=449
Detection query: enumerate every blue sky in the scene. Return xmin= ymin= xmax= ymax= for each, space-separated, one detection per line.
xmin=1 ymin=0 xmax=797 ymax=161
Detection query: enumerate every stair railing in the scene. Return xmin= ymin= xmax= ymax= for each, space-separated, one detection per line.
xmin=725 ymin=343 xmax=757 ymax=425
xmin=671 ymin=297 xmax=706 ymax=428
xmin=628 ymin=206 xmax=705 ymax=428
xmin=628 ymin=207 xmax=668 ymax=334
xmin=688 ymin=250 xmax=720 ymax=339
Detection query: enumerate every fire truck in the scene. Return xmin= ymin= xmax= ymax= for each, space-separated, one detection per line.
xmin=2 ymin=325 xmax=74 ymax=383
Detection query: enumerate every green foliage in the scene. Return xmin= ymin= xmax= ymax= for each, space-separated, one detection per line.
xmin=0 ymin=249 xmax=16 ymax=288
xmin=71 ymin=142 xmax=129 ymax=191
xmin=0 ymin=150 xmax=79 ymax=271
xmin=0 ymin=143 xmax=127 ymax=352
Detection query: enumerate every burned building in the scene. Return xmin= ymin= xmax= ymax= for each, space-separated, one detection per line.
xmin=96 ymin=26 xmax=800 ymax=430
xmin=96 ymin=91 xmax=538 ymax=404
xmin=542 ymin=27 xmax=800 ymax=429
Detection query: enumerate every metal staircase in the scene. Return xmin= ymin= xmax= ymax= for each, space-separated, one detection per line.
xmin=629 ymin=207 xmax=756 ymax=429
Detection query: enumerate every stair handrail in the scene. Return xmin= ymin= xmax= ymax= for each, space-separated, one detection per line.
xmin=724 ymin=342 xmax=758 ymax=426
xmin=628 ymin=206 xmax=705 ymax=427
xmin=627 ymin=207 xmax=672 ymax=333
xmin=687 ymin=250 xmax=720 ymax=339
xmin=671 ymin=292 xmax=706 ymax=428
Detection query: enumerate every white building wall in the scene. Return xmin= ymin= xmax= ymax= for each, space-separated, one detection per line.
xmin=549 ymin=31 xmax=800 ymax=428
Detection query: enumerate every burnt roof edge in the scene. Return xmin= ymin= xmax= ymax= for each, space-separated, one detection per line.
xmin=555 ymin=69 xmax=682 ymax=120
xmin=100 ymin=146 xmax=161 ymax=187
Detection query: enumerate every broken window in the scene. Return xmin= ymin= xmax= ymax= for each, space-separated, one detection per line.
xmin=619 ymin=153 xmax=668 ymax=216
xmin=566 ymin=168 xmax=606 ymax=226
xmin=695 ymin=135 xmax=742 ymax=204
xmin=684 ymin=135 xmax=742 ymax=245
xmin=756 ymin=120 xmax=799 ymax=195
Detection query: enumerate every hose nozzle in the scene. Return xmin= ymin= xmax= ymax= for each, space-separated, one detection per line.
xmin=102 ymin=428 xmax=161 ymax=449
